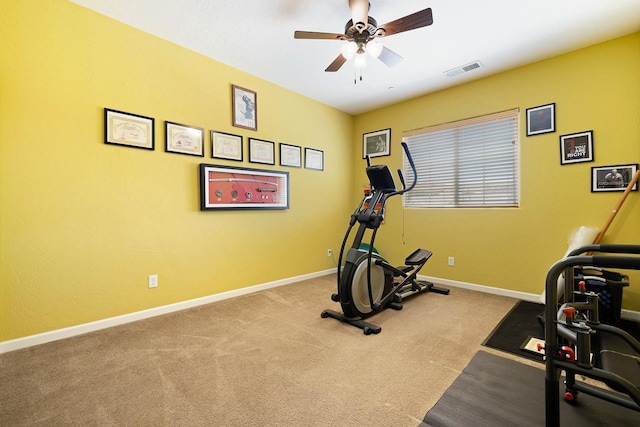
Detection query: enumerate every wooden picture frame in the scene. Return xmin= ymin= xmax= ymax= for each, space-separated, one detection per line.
xmin=211 ymin=131 xmax=243 ymax=161
xmin=165 ymin=121 xmax=204 ymax=156
xmin=200 ymin=164 xmax=289 ymax=210
xmin=232 ymin=84 xmax=257 ymax=131
xmin=363 ymin=128 xmax=391 ymax=158
xmin=104 ymin=108 xmax=154 ymax=150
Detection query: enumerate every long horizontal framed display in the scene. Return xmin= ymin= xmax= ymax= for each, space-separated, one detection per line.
xmin=199 ymin=164 xmax=289 ymax=210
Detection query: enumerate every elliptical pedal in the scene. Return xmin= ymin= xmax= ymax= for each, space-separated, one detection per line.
xmin=406 ymin=248 xmax=432 ymax=265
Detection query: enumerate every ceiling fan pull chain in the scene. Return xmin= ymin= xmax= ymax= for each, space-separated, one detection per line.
xmin=354 ymin=67 xmax=364 ymax=84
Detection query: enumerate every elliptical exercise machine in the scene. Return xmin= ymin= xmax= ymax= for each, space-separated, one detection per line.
xmin=321 ymin=142 xmax=449 ymax=335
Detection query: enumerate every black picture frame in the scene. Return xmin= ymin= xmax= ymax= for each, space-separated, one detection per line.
xmin=248 ymin=138 xmax=275 ymax=165
xmin=591 ymin=163 xmax=639 ymax=192
xmin=211 ymin=131 xmax=243 ymax=161
xmin=526 ymin=103 xmax=555 ymax=136
xmin=165 ymin=121 xmax=204 ymax=156
xmin=362 ymin=128 xmax=391 ymax=158
xmin=104 ymin=108 xmax=154 ymax=150
xmin=279 ymin=143 xmax=302 ymax=168
xmin=305 ymin=148 xmax=324 ymax=171
xmin=199 ymin=163 xmax=289 ymax=210
xmin=560 ymin=130 xmax=594 ymax=165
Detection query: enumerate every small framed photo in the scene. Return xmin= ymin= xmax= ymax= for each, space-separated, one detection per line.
xmin=165 ymin=121 xmax=204 ymax=156
xmin=200 ymin=164 xmax=289 ymax=210
xmin=104 ymin=108 xmax=154 ymax=150
xmin=526 ymin=103 xmax=555 ymax=136
xmin=305 ymin=148 xmax=324 ymax=171
xmin=280 ymin=143 xmax=302 ymax=168
xmin=248 ymin=138 xmax=275 ymax=165
xmin=591 ymin=164 xmax=638 ymax=192
xmin=232 ymin=84 xmax=257 ymax=131
xmin=211 ymin=131 xmax=243 ymax=161
xmin=363 ymin=128 xmax=391 ymax=158
xmin=560 ymin=130 xmax=593 ymax=165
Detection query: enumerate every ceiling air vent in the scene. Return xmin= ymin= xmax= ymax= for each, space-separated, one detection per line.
xmin=445 ymin=61 xmax=483 ymax=77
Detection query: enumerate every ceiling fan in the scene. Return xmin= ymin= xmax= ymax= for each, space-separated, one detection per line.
xmin=294 ymin=0 xmax=433 ymax=80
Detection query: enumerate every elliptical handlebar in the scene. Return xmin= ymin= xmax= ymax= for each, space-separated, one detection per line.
xmin=386 ymin=142 xmax=417 ymax=198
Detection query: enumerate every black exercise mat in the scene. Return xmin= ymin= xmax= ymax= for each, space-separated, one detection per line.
xmin=482 ymin=300 xmax=544 ymax=362
xmin=420 ymin=350 xmax=640 ymax=427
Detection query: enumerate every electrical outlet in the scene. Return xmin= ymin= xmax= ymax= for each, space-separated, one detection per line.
xmin=327 ymin=249 xmax=333 ymax=257
xmin=448 ymin=257 xmax=455 ymax=266
xmin=148 ymin=274 xmax=158 ymax=288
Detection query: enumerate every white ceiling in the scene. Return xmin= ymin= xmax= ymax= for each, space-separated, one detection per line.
xmin=70 ymin=0 xmax=640 ymax=115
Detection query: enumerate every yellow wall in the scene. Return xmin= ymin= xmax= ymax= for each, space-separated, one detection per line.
xmin=354 ymin=33 xmax=640 ymax=308
xmin=2 ymin=1 xmax=639 ymax=343
xmin=0 ymin=0 xmax=354 ymax=341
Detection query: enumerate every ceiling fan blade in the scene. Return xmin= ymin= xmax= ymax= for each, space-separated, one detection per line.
xmin=378 ymin=8 xmax=433 ymax=37
xmin=294 ymin=31 xmax=345 ymax=40
xmin=325 ymin=54 xmax=347 ymax=72
xmin=378 ymin=46 xmax=403 ymax=68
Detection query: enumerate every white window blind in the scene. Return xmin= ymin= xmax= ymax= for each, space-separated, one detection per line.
xmin=403 ymin=109 xmax=519 ymax=208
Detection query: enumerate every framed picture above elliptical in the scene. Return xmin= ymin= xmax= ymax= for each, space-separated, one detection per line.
xmin=362 ymin=128 xmax=391 ymax=158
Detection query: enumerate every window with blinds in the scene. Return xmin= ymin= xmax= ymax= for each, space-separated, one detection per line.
xmin=402 ymin=109 xmax=520 ymax=208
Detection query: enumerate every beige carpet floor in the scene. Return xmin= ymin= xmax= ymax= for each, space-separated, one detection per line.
xmin=1 ymin=275 xmax=520 ymax=426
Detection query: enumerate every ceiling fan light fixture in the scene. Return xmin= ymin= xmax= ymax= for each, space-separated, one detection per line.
xmin=354 ymin=52 xmax=367 ymax=69
xmin=366 ymin=40 xmax=383 ymax=58
xmin=341 ymin=41 xmax=357 ymax=59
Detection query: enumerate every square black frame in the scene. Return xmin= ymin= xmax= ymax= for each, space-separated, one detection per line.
xmin=526 ymin=103 xmax=555 ymax=136
xmin=560 ymin=130 xmax=593 ymax=165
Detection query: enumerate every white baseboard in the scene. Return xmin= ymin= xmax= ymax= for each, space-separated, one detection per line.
xmin=421 ymin=275 xmax=640 ymax=322
xmin=0 ymin=269 xmax=334 ymax=355
xmin=3 ymin=270 xmax=638 ymax=354
xmin=419 ymin=275 xmax=542 ymax=302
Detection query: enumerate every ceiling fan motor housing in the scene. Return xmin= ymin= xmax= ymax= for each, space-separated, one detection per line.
xmin=345 ymin=16 xmax=382 ymax=39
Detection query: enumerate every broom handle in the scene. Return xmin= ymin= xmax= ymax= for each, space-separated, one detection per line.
xmin=593 ymin=169 xmax=640 ymax=244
